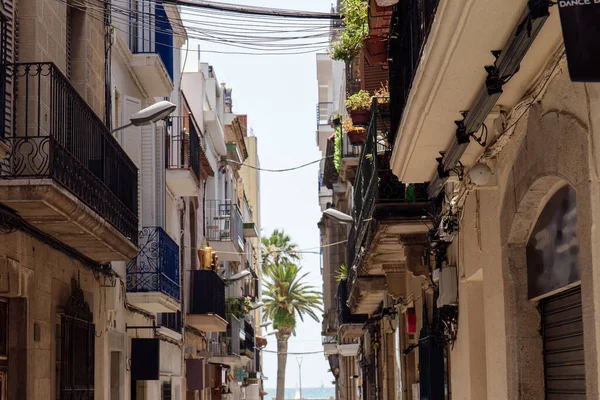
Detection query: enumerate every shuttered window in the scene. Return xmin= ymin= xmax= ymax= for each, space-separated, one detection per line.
xmin=1 ymin=0 xmax=16 ymax=138
xmin=541 ymin=286 xmax=586 ymax=399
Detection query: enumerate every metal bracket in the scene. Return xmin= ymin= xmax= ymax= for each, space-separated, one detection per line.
xmin=436 ymin=154 xmax=449 ymax=179
xmin=454 ymin=119 xmax=470 ymax=145
xmin=485 ymin=65 xmax=503 ymax=96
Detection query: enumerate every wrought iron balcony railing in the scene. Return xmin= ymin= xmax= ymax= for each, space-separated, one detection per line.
xmin=126 ymin=227 xmax=181 ymax=302
xmin=0 ymin=62 xmax=139 ymax=243
xmin=166 ymin=116 xmax=202 ymax=182
xmin=206 ymin=200 xmax=244 ymax=251
xmin=389 ymin=0 xmax=440 ymax=144
xmin=348 ymin=98 xmax=431 ymax=285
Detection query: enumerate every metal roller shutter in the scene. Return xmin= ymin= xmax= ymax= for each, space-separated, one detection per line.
xmin=541 ymin=286 xmax=585 ymax=399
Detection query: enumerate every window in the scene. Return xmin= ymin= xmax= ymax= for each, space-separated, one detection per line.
xmin=56 ymin=280 xmax=95 ymax=400
xmin=162 ymin=381 xmax=172 ymax=400
xmin=110 ymin=352 xmax=121 ymax=400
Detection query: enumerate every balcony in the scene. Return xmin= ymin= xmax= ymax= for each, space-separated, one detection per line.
xmin=339 ymin=131 xmax=363 ymax=184
xmin=0 ymin=62 xmax=138 ymax=262
xmin=209 ymin=315 xmax=247 ymax=367
xmin=242 ymin=320 xmax=255 ymax=359
xmin=206 ymin=200 xmax=244 ymax=263
xmin=128 ymin=3 xmax=174 ymax=97
xmin=337 ymin=280 xmax=367 ymax=340
xmin=322 ymin=336 xmax=338 ymax=355
xmin=347 ymin=99 xmax=437 ymax=314
xmin=157 ymin=311 xmax=183 ymax=340
xmin=166 ymin=116 xmax=202 ymax=197
xmin=322 ymin=137 xmax=338 ymax=190
xmin=187 ymin=269 xmax=227 ymax=332
xmin=126 ymin=227 xmax=180 ymax=313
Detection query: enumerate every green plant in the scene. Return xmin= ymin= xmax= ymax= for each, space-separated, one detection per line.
xmin=374 ymin=81 xmax=390 ymax=103
xmin=262 ymin=261 xmax=322 ymax=400
xmin=329 ymin=0 xmax=368 ymax=62
xmin=334 ymin=125 xmax=342 ymax=172
xmin=335 ymin=264 xmax=349 ymax=282
xmin=226 ymin=296 xmax=253 ymax=318
xmin=346 ymin=90 xmax=372 ymax=111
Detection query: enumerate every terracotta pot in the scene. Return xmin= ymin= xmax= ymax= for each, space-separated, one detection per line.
xmin=347 ymin=127 xmax=366 ymax=145
xmin=350 ymin=109 xmax=370 ymax=126
xmin=364 ymin=36 xmax=388 ymax=66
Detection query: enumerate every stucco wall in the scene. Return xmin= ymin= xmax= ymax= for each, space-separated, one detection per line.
xmin=447 ymin=56 xmax=600 ymax=399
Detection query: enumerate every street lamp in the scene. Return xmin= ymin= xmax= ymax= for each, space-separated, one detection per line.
xmin=111 ymin=100 xmax=177 ymax=133
xmin=296 ymin=356 xmax=304 ymax=400
xmin=322 ymin=208 xmax=353 ymax=224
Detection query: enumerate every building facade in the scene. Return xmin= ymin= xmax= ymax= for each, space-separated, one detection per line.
xmin=0 ymin=0 xmax=264 ymax=398
xmin=321 ymin=0 xmax=600 ymax=399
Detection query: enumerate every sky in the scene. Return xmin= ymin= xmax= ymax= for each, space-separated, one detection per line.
xmin=182 ymin=0 xmax=334 ymax=389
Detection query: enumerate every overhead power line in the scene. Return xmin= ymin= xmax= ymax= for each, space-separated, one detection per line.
xmin=227 ymin=156 xmax=332 ymax=172
xmin=262 ymin=349 xmax=324 ymax=355
xmin=164 ymin=0 xmax=342 ymax=19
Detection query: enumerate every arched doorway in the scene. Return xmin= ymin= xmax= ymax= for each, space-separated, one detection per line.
xmin=526 ymin=185 xmax=585 ymax=398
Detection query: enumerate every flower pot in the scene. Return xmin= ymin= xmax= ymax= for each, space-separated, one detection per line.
xmin=350 ymin=109 xmax=370 ymax=126
xmin=375 ymin=0 xmax=399 ymax=6
xmin=365 ymin=36 xmax=388 ymax=66
xmin=347 ymin=127 xmax=366 ymax=145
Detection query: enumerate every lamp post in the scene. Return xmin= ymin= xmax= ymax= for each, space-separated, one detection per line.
xmin=110 ymin=100 xmax=177 ymax=133
xmin=296 ymin=356 xmax=304 ymax=400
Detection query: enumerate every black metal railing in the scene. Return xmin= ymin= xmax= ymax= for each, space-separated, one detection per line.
xmin=337 ymin=280 xmax=367 ymax=325
xmin=206 ymin=200 xmax=244 ymax=251
xmin=317 ymin=102 xmax=334 ymax=128
xmin=0 ymin=63 xmax=139 ymax=243
xmin=322 ymin=137 xmax=338 ymax=189
xmin=158 ymin=311 xmax=183 ymax=333
xmin=189 ymin=269 xmax=226 ymax=319
xmin=126 ymin=227 xmax=180 ymax=302
xmin=166 ymin=116 xmax=201 ymax=181
xmin=389 ymin=0 xmax=440 ymax=144
xmin=243 ymin=320 xmax=255 ymax=358
xmin=349 ymin=98 xmax=430 ymax=284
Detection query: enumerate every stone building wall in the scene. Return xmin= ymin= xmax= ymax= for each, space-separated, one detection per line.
xmin=447 ymin=54 xmax=600 ymax=399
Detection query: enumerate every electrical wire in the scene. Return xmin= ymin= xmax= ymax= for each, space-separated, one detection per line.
xmin=226 ymin=156 xmax=333 ymax=172
xmin=59 ymin=0 xmax=335 ymax=55
xmin=162 ymin=0 xmax=342 ymax=20
xmin=262 ymin=349 xmax=324 ymax=355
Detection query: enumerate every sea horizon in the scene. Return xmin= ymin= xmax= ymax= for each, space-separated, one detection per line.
xmin=263 ymin=387 xmax=336 ymax=399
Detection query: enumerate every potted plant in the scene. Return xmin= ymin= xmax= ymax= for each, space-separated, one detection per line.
xmin=329 ymin=0 xmax=368 ymax=62
xmin=364 ymin=36 xmax=387 ymax=65
xmin=346 ymin=90 xmax=372 ymax=125
xmin=342 ymin=115 xmax=366 ymax=145
xmin=373 ymin=81 xmax=390 ymax=102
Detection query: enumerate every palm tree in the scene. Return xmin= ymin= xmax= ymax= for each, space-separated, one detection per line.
xmin=261 ymin=229 xmax=300 ymax=273
xmin=263 ymin=262 xmax=322 ymax=400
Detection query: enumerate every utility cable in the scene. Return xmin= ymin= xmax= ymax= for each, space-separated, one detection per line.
xmin=226 ymin=156 xmax=333 ymax=172
xmin=163 ymin=0 xmax=342 ymax=20
xmin=262 ymin=349 xmax=324 ymax=355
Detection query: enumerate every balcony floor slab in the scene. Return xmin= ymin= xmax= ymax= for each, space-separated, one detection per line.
xmin=0 ymin=179 xmax=137 ymax=262
xmin=127 ymin=292 xmax=180 ymax=314
xmin=187 ymin=314 xmax=228 ymax=333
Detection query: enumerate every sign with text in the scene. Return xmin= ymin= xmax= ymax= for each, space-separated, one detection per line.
xmin=558 ymin=0 xmax=600 ymax=81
